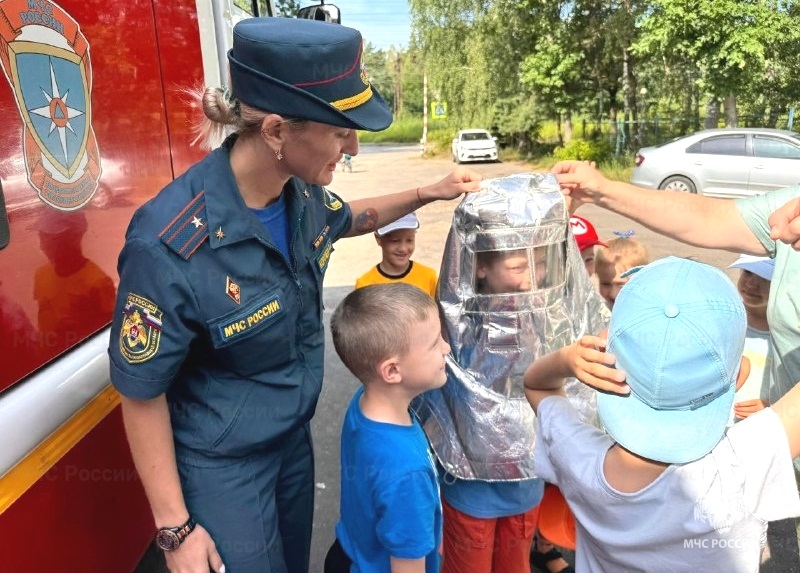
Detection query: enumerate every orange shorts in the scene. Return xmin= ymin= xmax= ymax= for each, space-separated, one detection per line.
xmin=441 ymin=498 xmax=539 ymax=573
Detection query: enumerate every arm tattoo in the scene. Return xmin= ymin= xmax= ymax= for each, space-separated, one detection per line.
xmin=354 ymin=208 xmax=379 ymax=233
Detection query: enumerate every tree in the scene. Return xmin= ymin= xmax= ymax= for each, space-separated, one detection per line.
xmin=274 ymin=0 xmax=300 ymax=17
xmin=408 ymin=0 xmax=800 ymax=156
xmin=635 ymin=0 xmax=787 ymax=127
xmin=362 ymin=43 xmax=393 ymax=114
xmin=409 ymin=0 xmax=544 ymax=143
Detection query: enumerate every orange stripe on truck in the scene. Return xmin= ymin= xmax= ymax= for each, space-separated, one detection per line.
xmin=0 ymin=385 xmax=120 ymax=514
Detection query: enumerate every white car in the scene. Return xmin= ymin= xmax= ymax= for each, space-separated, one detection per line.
xmin=452 ymin=129 xmax=499 ymax=163
xmin=631 ymin=127 xmax=800 ymax=197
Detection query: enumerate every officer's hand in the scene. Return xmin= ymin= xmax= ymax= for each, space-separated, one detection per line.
xmin=164 ymin=524 xmax=225 ymax=573
xmin=420 ymin=167 xmax=482 ymax=202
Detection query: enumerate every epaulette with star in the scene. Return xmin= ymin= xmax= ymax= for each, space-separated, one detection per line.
xmin=159 ymin=191 xmax=209 ymax=260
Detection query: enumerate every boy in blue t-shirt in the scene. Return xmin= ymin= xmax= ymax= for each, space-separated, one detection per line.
xmin=324 ymin=283 xmax=450 ymax=573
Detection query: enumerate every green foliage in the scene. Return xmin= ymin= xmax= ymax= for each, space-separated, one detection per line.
xmin=273 ymin=0 xmax=300 ymax=17
xmin=601 ymin=158 xmax=635 ymax=183
xmin=538 ymin=121 xmax=561 ymax=143
xmin=361 ymin=1 xmax=800 ymax=155
xmin=633 ymin=0 xmax=787 ymax=99
xmin=357 ymin=116 xmax=452 ymax=145
xmin=519 ymin=33 xmax=586 ymax=115
xmin=363 ymin=44 xmax=394 ymax=113
xmin=425 ymin=123 xmax=461 ymax=156
xmin=553 ymin=138 xmax=613 ymax=164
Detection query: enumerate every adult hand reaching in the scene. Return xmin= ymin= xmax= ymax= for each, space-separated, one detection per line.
xmin=768 ymin=196 xmax=800 ymax=250
xmin=549 ymin=160 xmax=608 ymax=213
xmin=418 ymin=166 xmax=483 ymax=203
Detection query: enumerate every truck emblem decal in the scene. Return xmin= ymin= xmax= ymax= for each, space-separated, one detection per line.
xmin=120 ymin=293 xmax=163 ymax=364
xmin=0 ymin=0 xmax=101 ymax=209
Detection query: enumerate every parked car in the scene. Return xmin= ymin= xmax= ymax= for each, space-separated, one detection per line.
xmin=631 ymin=128 xmax=800 ymax=197
xmin=452 ymin=129 xmax=499 ymax=163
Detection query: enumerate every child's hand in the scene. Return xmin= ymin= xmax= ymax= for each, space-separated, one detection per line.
xmin=733 ymin=398 xmax=769 ymax=419
xmin=565 ymin=335 xmax=629 ymax=395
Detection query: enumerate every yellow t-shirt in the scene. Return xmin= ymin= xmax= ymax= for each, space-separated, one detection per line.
xmin=355 ymin=261 xmax=438 ymax=297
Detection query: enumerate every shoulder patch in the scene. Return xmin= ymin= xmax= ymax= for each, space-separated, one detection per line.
xmin=324 ymin=188 xmax=343 ymax=211
xmin=159 ymin=191 xmax=209 ymax=259
xmin=119 ymin=293 xmax=163 ymax=364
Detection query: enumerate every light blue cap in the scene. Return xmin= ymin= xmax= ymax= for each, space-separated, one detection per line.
xmin=598 ymin=257 xmax=746 ymax=464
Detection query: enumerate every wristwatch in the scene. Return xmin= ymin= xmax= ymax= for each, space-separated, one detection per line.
xmin=155 ymin=516 xmax=197 ymax=551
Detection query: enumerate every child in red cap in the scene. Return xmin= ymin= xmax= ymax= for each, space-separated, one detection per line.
xmin=569 ymin=215 xmax=606 ymax=277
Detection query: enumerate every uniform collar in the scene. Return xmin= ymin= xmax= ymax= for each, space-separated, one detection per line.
xmin=202 ymin=135 xmax=309 ymax=249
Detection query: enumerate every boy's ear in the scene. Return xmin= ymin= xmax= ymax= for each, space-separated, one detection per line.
xmin=374 ymin=234 xmax=383 ymax=246
xmin=734 ymin=356 xmax=751 ymax=392
xmin=377 ymin=356 xmax=403 ymax=385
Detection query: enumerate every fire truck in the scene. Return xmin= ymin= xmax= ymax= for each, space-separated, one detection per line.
xmin=0 ymin=0 xmax=340 ymax=569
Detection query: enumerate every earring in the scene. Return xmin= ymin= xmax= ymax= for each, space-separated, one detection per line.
xmin=275 ymin=149 xmax=283 ymax=161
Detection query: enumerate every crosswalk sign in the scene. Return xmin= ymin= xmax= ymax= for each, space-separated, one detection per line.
xmin=431 ymin=101 xmax=447 ymax=119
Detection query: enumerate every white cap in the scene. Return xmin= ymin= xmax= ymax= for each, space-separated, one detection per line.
xmin=728 ymin=254 xmax=775 ymax=281
xmin=376 ymin=212 xmax=420 ymax=236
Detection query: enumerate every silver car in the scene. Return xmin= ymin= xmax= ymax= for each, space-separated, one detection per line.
xmin=631 ymin=128 xmax=800 ymax=197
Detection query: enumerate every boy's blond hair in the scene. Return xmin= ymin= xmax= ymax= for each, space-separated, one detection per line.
xmin=331 ymin=283 xmax=437 ymax=383
xmin=596 ymin=237 xmax=649 ymax=270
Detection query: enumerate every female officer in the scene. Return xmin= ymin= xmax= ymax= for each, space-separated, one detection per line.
xmin=108 ymin=17 xmax=481 ymax=573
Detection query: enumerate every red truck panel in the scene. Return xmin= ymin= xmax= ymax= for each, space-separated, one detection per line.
xmin=0 ymin=0 xmax=209 ymax=569
xmin=0 ymin=0 xmax=205 ymax=392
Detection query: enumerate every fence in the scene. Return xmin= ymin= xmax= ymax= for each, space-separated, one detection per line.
xmin=576 ymin=110 xmax=797 ymax=157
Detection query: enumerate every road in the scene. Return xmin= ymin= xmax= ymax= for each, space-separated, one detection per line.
xmin=138 ymin=144 xmax=798 ymax=572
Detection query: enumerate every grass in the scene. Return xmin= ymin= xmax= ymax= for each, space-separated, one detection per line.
xmin=359 ymin=116 xmax=455 ymax=145
xmin=359 ymin=117 xmax=425 ymax=144
xmin=601 ymin=161 xmax=634 ymax=182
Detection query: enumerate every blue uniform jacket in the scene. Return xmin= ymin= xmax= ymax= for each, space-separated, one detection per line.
xmin=108 ymin=137 xmax=351 ymax=457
